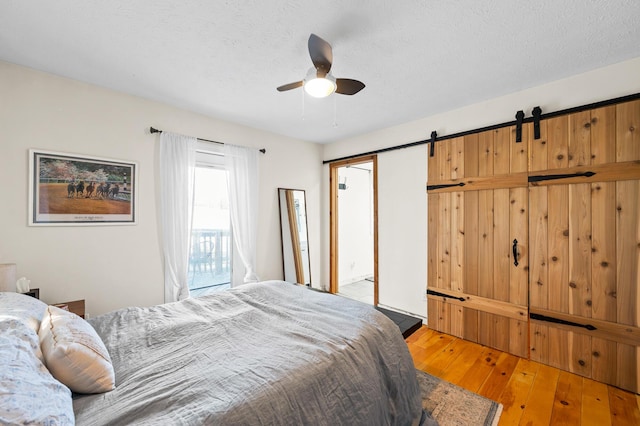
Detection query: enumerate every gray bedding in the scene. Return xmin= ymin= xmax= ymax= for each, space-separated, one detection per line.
xmin=73 ymin=281 xmax=422 ymax=425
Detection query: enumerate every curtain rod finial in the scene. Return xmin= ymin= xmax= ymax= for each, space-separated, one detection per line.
xmin=150 ymin=127 xmax=161 ymax=134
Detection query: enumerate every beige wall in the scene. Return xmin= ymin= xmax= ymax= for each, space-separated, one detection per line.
xmin=321 ymin=56 xmax=640 ymax=318
xmin=0 ymin=61 xmax=323 ymax=316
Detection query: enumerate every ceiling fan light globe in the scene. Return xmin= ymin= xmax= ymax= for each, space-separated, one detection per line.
xmin=304 ymin=76 xmax=336 ymax=98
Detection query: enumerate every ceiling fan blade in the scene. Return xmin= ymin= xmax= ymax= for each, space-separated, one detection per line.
xmin=308 ymin=33 xmax=333 ymax=75
xmin=276 ymin=81 xmax=303 ymax=92
xmin=335 ymin=78 xmax=365 ymax=95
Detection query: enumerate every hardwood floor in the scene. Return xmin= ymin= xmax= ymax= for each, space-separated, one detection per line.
xmin=406 ymin=326 xmax=640 ymax=425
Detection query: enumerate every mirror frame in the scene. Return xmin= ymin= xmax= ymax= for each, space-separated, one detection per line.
xmin=278 ymin=188 xmax=311 ymax=286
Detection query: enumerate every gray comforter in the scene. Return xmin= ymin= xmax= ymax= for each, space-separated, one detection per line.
xmin=73 ymin=281 xmax=422 ymax=425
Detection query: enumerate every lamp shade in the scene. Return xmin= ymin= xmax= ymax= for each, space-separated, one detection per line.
xmin=0 ymin=263 xmax=17 ymax=292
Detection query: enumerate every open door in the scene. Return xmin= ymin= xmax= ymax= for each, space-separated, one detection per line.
xmin=329 ymin=155 xmax=378 ymax=305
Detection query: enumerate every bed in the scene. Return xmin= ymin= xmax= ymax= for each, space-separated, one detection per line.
xmin=1 ymin=280 xmax=426 ymax=425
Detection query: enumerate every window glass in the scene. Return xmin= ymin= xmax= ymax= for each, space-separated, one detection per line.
xmin=188 ymin=150 xmax=232 ymax=294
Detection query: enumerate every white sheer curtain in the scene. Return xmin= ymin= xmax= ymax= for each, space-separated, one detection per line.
xmin=224 ymin=144 xmax=260 ymax=284
xmin=159 ymin=132 xmax=197 ymax=302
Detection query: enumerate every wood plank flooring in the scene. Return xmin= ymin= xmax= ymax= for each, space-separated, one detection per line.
xmin=406 ymin=326 xmax=640 ymax=425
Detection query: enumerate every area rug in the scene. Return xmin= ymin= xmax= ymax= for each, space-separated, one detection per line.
xmin=417 ymin=370 xmax=502 ymax=426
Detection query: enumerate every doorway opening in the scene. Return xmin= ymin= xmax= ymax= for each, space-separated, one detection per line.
xmin=329 ymin=155 xmax=378 ymax=305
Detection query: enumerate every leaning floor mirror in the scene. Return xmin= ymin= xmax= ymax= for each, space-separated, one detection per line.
xmin=278 ymin=188 xmax=311 ymax=286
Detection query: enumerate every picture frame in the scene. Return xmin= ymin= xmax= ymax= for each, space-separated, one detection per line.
xmin=28 ymin=149 xmax=137 ymax=226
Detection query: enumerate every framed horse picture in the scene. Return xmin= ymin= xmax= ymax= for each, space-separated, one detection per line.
xmin=28 ymin=149 xmax=137 ymax=226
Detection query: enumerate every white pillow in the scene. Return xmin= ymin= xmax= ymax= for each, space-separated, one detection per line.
xmin=39 ymin=305 xmax=115 ymax=394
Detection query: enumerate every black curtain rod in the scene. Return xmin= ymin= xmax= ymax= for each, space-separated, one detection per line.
xmin=323 ymin=92 xmax=640 ymax=164
xmin=150 ymin=127 xmax=266 ymax=154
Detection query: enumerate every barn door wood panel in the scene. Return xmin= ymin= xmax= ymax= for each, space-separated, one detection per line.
xmin=427 ymin=127 xmax=529 ymax=358
xmin=528 ymin=99 xmax=640 ymax=393
xmin=462 ymin=134 xmax=479 ymax=343
xmin=427 ymin=97 xmax=639 ymax=392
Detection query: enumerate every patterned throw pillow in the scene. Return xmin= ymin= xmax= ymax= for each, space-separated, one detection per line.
xmin=0 ymin=291 xmax=48 ymax=333
xmin=0 ymin=319 xmax=74 ymax=425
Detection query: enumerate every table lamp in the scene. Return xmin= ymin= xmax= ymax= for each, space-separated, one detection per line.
xmin=0 ymin=263 xmax=17 ymax=292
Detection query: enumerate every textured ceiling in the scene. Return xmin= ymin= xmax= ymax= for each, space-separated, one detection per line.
xmin=1 ymin=1 xmax=639 ymax=143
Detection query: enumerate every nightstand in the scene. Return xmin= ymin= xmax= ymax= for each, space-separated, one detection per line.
xmin=53 ymin=299 xmax=85 ymax=318
xmin=24 ymin=288 xmax=40 ymax=299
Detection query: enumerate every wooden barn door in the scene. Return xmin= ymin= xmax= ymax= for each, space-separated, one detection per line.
xmin=528 ymin=99 xmax=640 ymax=393
xmin=427 ymin=126 xmax=530 ymax=358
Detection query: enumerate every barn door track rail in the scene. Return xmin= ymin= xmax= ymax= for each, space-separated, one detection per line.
xmin=323 ymin=92 xmax=640 ymax=164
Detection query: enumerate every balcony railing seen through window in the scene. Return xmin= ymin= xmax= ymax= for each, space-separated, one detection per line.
xmin=188 ymin=228 xmax=231 ymax=292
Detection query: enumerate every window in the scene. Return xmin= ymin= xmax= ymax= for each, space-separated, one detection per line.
xmin=188 ymin=145 xmax=232 ymax=294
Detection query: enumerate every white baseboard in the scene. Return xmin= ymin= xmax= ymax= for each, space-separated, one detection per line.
xmin=377 ymin=303 xmax=427 ymax=321
xmin=339 ymin=274 xmax=373 ymax=286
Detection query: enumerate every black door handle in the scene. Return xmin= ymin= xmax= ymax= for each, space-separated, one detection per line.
xmin=513 ymin=239 xmax=519 ymax=267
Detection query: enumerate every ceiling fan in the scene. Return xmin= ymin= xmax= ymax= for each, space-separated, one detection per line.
xmin=277 ymin=34 xmax=365 ymax=98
